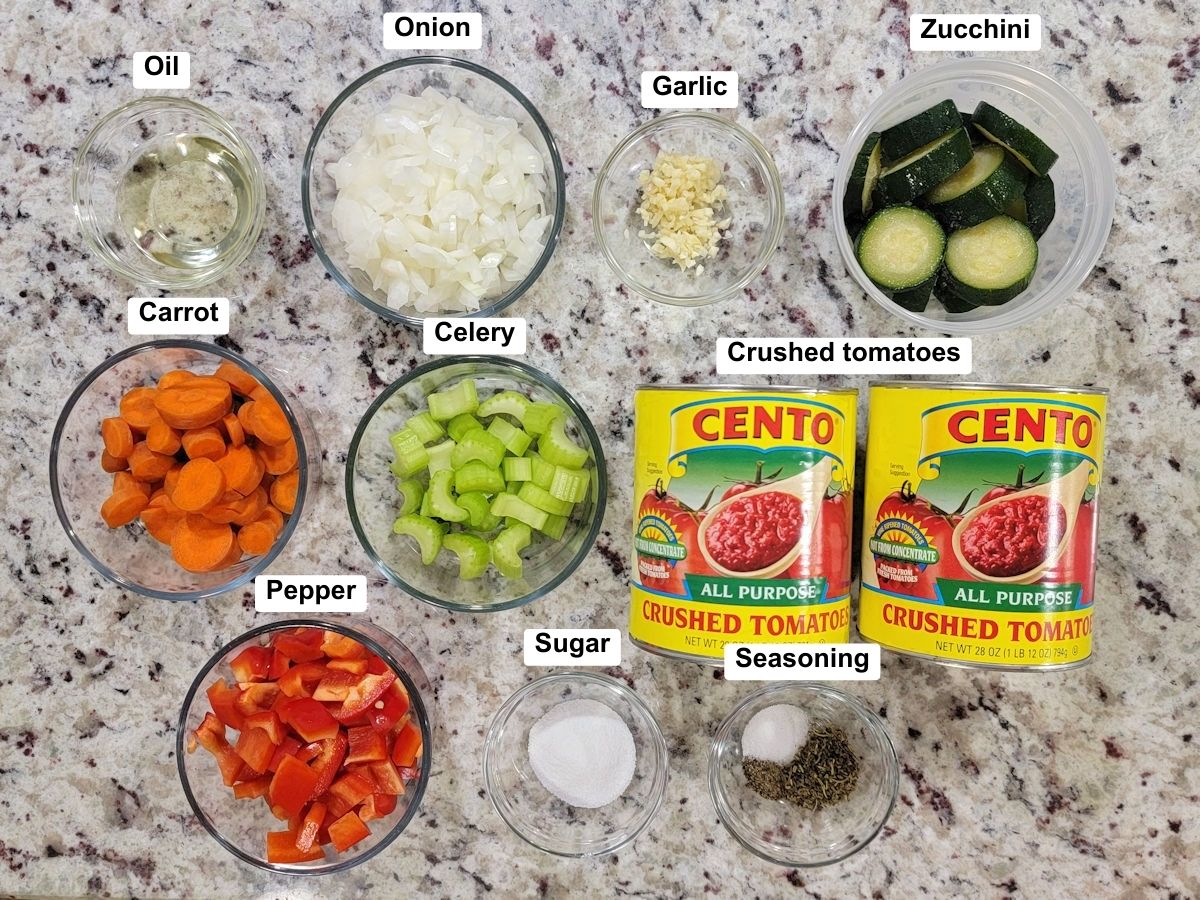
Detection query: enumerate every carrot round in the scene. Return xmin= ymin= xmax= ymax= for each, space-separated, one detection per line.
xmin=270 ymin=470 xmax=299 ymax=515
xmin=247 ymin=397 xmax=293 ymax=446
xmin=222 ymin=413 xmax=245 ymax=447
xmin=257 ymin=506 xmax=285 ymax=532
xmin=201 ymin=491 xmax=243 ymax=525
xmin=141 ymin=494 xmax=184 ymax=544
xmin=101 ymin=490 xmax=149 ymax=528
xmin=128 ymin=442 xmax=177 ymax=482
xmin=213 ymin=540 xmax=245 ymax=570
xmin=182 ymin=426 xmax=226 ymax=461
xmin=100 ymin=450 xmax=128 ymax=473
xmin=236 ymin=401 xmax=257 ymax=436
xmin=214 ymin=361 xmax=261 ymax=398
xmin=157 ymin=369 xmax=197 ymax=390
xmin=217 ymin=445 xmax=264 ymax=496
xmin=237 ymin=518 xmax=278 ymax=556
xmin=101 ymin=417 xmax=135 ymax=459
xmin=119 ymin=387 xmax=160 ymax=432
xmin=154 ymin=377 xmax=233 ymax=430
xmin=146 ymin=419 xmax=182 ymax=455
xmin=258 ymin=437 xmax=298 ymax=476
xmin=173 ymin=458 xmax=227 ymax=513
xmin=113 ymin=471 xmax=151 ymax=498
xmin=231 ymin=486 xmax=269 ymax=526
xmin=171 ymin=515 xmax=235 ymax=573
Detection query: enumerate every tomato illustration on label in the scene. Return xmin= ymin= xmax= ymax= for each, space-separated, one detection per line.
xmin=871 ymin=481 xmax=973 ymax=595
xmin=978 ymin=464 xmax=1043 ymax=505
xmin=786 ymin=485 xmax=852 ymax=599
xmin=1040 ymin=496 xmax=1097 ymax=602
xmin=635 ymin=480 xmax=706 ymax=593
xmin=719 ymin=460 xmax=783 ymax=501
xmin=958 ymin=494 xmax=1067 ymax=577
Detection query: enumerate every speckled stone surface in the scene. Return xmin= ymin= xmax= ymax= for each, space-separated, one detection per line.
xmin=1 ymin=1 xmax=1197 ymax=897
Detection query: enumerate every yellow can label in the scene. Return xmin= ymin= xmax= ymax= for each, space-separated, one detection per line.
xmin=630 ymin=388 xmax=856 ymax=661
xmin=859 ymin=384 xmax=1106 ymax=668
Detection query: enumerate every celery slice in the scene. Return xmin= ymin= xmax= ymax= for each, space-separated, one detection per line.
xmin=537 ymin=418 xmax=589 ymax=468
xmin=395 ymin=478 xmax=424 ymax=516
xmin=491 ymin=523 xmax=532 ymax=579
xmin=477 ymin=390 xmax=531 ymax=422
xmin=549 ymin=465 xmax=589 ymax=503
xmin=392 ymin=514 xmax=443 ymax=565
xmin=427 ymin=470 xmax=468 ymax=523
xmin=490 ymin=493 xmax=549 ymax=530
xmin=538 ymin=513 xmax=568 ymax=541
xmin=446 ymin=412 xmax=484 ymax=442
xmin=389 ymin=427 xmax=429 ymax=477
xmin=487 ymin=418 xmax=533 ymax=456
xmin=524 ymin=401 xmax=565 ymax=436
xmin=428 ymin=379 xmax=479 ymax=421
xmin=405 ymin=411 xmax=445 ymax=444
xmin=454 ymin=460 xmax=505 ymax=495
xmin=457 ymin=492 xmax=502 ymax=531
xmin=502 ymin=457 xmax=533 ymax=481
xmin=450 ymin=429 xmax=506 ymax=469
xmin=426 ymin=439 xmax=456 ymax=474
xmin=517 ymin=482 xmax=573 ymax=516
xmin=530 ymin=456 xmax=556 ymax=489
xmin=419 ymin=487 xmax=434 ymax=517
xmin=442 ymin=533 xmax=491 ymax=579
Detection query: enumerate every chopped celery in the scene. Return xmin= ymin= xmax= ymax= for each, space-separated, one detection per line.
xmin=538 ymin=513 xmax=568 ymax=541
xmin=442 ymin=533 xmax=491 ymax=579
xmin=426 ymin=439 xmax=456 ymax=474
xmin=427 ymin=379 xmax=479 ymax=421
xmin=392 ymin=514 xmax=443 ymax=565
xmin=517 ymin=482 xmax=573 ymax=516
xmin=524 ymin=401 xmax=565 ymax=436
xmin=454 ymin=460 xmax=505 ymax=494
xmin=503 ymin=457 xmax=533 ymax=481
xmin=405 ymin=411 xmax=445 ymax=444
xmin=446 ymin=412 xmax=484 ymax=442
xmin=549 ymin=465 xmax=590 ymax=503
xmin=450 ymin=429 xmax=506 ymax=469
xmin=419 ymin=487 xmax=434 ymax=518
xmin=389 ymin=427 xmax=429 ymax=477
xmin=530 ymin=456 xmax=556 ymax=489
xmin=395 ymin=478 xmax=424 ymax=516
xmin=477 ymin=390 xmax=531 ymax=422
xmin=487 ymin=418 xmax=532 ymax=456
xmin=490 ymin=493 xmax=549 ymax=530
xmin=491 ymin=523 xmax=532 ymax=579
xmin=537 ymin=417 xmax=589 ymax=468
xmin=457 ymin=492 xmax=502 ymax=531
xmin=428 ymin=470 xmax=468 ymax=523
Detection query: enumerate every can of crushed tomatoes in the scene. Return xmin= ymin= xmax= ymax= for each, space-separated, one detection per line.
xmin=859 ymin=382 xmax=1107 ymax=670
xmin=629 ymin=386 xmax=857 ymax=665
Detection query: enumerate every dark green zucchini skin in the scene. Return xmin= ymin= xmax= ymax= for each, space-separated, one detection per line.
xmin=935 ymin=269 xmax=983 ymax=312
xmin=880 ymin=100 xmax=962 ymax=162
xmin=876 ymin=128 xmax=973 ymax=205
xmin=972 ymin=102 xmax=1059 ymax=176
xmin=942 ymin=216 xmax=1039 ymax=306
xmin=891 ymin=273 xmax=937 ymax=312
xmin=1024 ymin=174 xmax=1056 ymax=238
xmin=842 ymin=132 xmax=882 ymax=231
xmin=927 ymin=149 xmax=1028 ymax=230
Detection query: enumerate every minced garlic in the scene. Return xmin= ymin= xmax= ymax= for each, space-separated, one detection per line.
xmin=636 ymin=152 xmax=731 ymax=270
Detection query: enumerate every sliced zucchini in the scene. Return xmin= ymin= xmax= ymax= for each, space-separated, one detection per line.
xmin=960 ymin=110 xmax=978 ymax=142
xmin=943 ymin=216 xmax=1038 ymax=306
xmin=1004 ymin=194 xmax=1027 ymax=222
xmin=972 ymin=102 xmax=1059 ymax=176
xmin=1023 ymin=174 xmax=1055 ymax=239
xmin=925 ymin=145 xmax=1027 ymax=230
xmin=842 ymin=132 xmax=882 ymax=226
xmin=855 ymin=206 xmax=946 ymax=306
xmin=876 ymin=128 xmax=973 ymax=205
xmin=880 ymin=100 xmax=961 ymax=162
xmin=934 ymin=270 xmax=982 ymax=312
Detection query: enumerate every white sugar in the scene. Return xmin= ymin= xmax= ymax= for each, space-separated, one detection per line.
xmin=741 ymin=704 xmax=810 ymax=764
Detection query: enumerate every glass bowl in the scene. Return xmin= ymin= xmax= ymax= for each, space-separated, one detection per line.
xmin=72 ymin=97 xmax=265 ymax=290
xmin=482 ymin=672 xmax=668 ymax=857
xmin=709 ymin=683 xmax=898 ymax=867
xmin=347 ymin=357 xmax=606 ymax=612
xmin=302 ymin=57 xmax=566 ymax=326
xmin=50 ymin=340 xmax=320 ymax=601
xmin=834 ymin=58 xmax=1115 ymax=334
xmin=593 ymin=112 xmax=784 ymax=306
xmin=176 ymin=620 xmax=432 ymax=875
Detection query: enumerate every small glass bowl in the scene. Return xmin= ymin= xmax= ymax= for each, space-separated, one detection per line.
xmin=709 ymin=684 xmax=898 ymax=867
xmin=302 ymin=57 xmax=566 ymax=326
xmin=176 ymin=620 xmax=433 ymax=875
xmin=346 ymin=357 xmax=607 ymax=612
xmin=593 ymin=112 xmax=784 ymax=306
xmin=483 ymin=672 xmax=668 ymax=857
xmin=834 ymin=59 xmax=1115 ymax=334
xmin=72 ymin=97 xmax=265 ymax=290
xmin=49 ymin=340 xmax=320 ymax=601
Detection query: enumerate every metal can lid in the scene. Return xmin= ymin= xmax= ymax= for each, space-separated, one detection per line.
xmin=868 ymin=380 xmax=1108 ymax=396
xmin=637 ymin=383 xmax=859 ymax=396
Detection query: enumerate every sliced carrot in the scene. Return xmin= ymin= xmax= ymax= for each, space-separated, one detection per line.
xmin=101 ymin=417 xmax=135 ymax=459
xmin=154 ymin=377 xmax=233 ymax=430
xmin=213 ymin=540 xmax=244 ymax=570
xmin=202 ymin=491 xmax=245 ymax=525
xmin=258 ymin=437 xmax=298 ymax=476
xmin=214 ymin=360 xmax=261 ymax=397
xmin=231 ymin=486 xmax=269 ymax=526
xmin=127 ymin=442 xmax=177 ymax=482
xmin=237 ymin=519 xmax=278 ymax=556
xmin=119 ymin=387 xmax=160 ymax=432
xmin=250 ymin=384 xmax=273 ymax=403
xmin=163 ymin=463 xmax=183 ymax=498
xmin=236 ymin=401 xmax=257 ymax=436
xmin=101 ymin=490 xmax=149 ymax=528
xmin=222 ymin=413 xmax=245 ymax=447
xmin=247 ymin=397 xmax=293 ymax=447
xmin=270 ymin=470 xmax=299 ymax=515
xmin=182 ymin=426 xmax=227 ymax=461
xmin=173 ymin=458 xmax=227 ymax=513
xmin=171 ymin=515 xmax=235 ymax=573
xmin=141 ymin=494 xmax=184 ymax=544
xmin=113 ymin=471 xmax=151 ymax=498
xmin=218 ymin=445 xmax=264 ymax=496
xmin=157 ymin=369 xmax=197 ymax=390
xmin=257 ymin=506 xmax=285 ymax=532
xmin=100 ymin=450 xmax=128 ymax=473
xmin=146 ymin=419 xmax=182 ymax=455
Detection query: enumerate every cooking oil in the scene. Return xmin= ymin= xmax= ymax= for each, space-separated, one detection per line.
xmin=116 ymin=133 xmax=253 ymax=269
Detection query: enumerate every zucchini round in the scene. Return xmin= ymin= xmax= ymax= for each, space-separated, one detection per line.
xmin=880 ymin=100 xmax=961 ymax=162
xmin=855 ymin=206 xmax=946 ymax=299
xmin=876 ymin=128 xmax=973 ymax=205
xmin=972 ymin=102 xmax=1059 ymax=176
xmin=925 ymin=145 xmax=1027 ymax=229
xmin=943 ymin=216 xmax=1038 ymax=306
xmin=1023 ymin=174 xmax=1056 ymax=239
xmin=842 ymin=132 xmax=882 ymax=226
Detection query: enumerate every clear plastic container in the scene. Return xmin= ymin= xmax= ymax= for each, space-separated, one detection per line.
xmin=345 ymin=357 xmax=607 ymax=612
xmin=50 ymin=341 xmax=320 ymax=601
xmin=176 ymin=620 xmax=432 ymax=874
xmin=833 ymin=59 xmax=1115 ymax=334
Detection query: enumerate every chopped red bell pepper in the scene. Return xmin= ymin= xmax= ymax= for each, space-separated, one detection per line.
xmin=360 ymin=791 xmax=398 ymax=822
xmin=333 ymin=672 xmax=396 ymax=723
xmin=326 ymin=658 xmax=369 ymax=675
xmin=278 ymin=697 xmax=340 ymax=743
xmin=327 ymin=811 xmax=371 ymax=852
xmin=206 ymin=678 xmax=245 ymax=730
xmin=329 ymin=772 xmax=375 ymax=808
xmin=235 ymin=682 xmax=280 ymax=716
xmin=391 ymin=720 xmax=423 ymax=768
xmin=233 ymin=776 xmax=272 ymax=800
xmin=312 ymin=669 xmax=361 ymax=702
xmin=308 ymin=732 xmax=348 ymax=801
xmin=272 ymin=627 xmax=325 ymax=663
xmin=194 ymin=718 xmax=244 ymax=786
xmin=278 ymin=662 xmax=328 ymax=698
xmin=320 ymin=789 xmax=353 ymax=821
xmin=267 ymin=647 xmax=290 ymax=680
xmin=269 ymin=754 xmax=320 ymax=819
xmin=229 ymin=645 xmax=271 ymax=683
xmin=367 ymin=758 xmax=406 ymax=796
xmin=242 ymin=710 xmax=286 ymax=745
xmin=235 ymin=726 xmax=276 ymax=774
xmin=296 ymin=741 xmax=323 ymax=764
xmin=267 ymin=735 xmax=301 ymax=773
xmin=295 ymin=800 xmax=327 ymax=853
xmin=368 ymin=686 xmax=410 ymax=733
xmin=346 ymin=726 xmax=388 ymax=764
xmin=265 ymin=828 xmax=324 ymax=863
xmin=321 ymin=631 xmax=368 ymax=659
xmin=365 ymin=654 xmax=390 ymax=675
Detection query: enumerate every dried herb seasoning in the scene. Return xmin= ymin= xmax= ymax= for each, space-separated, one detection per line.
xmin=743 ymin=725 xmax=859 ymax=810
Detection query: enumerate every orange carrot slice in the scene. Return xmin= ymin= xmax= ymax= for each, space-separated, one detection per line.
xmin=154 ymin=377 xmax=233 ymax=430
xmin=113 ymin=471 xmax=151 ymax=498
xmin=222 ymin=413 xmax=245 ymax=447
xmin=146 ymin=419 xmax=182 ymax=455
xmin=100 ymin=450 xmax=129 ymax=473
xmin=214 ymin=361 xmax=261 ymax=397
xmin=119 ymin=387 xmax=160 ymax=432
xmin=247 ymin=396 xmax=293 ymax=446
xmin=171 ymin=515 xmax=235 ymax=573
xmin=141 ymin=494 xmax=184 ymax=544
xmin=101 ymin=417 xmax=134 ymax=459
xmin=157 ymin=369 xmax=197 ymax=390
xmin=270 ymin=470 xmax=299 ymax=515
xmin=231 ymin=486 xmax=269 ymax=526
xmin=236 ymin=401 xmax=257 ymax=436
xmin=127 ymin=442 xmax=177 ymax=482
xmin=101 ymin=490 xmax=149 ymax=528
xmin=173 ymin=458 xmax=227 ymax=513
xmin=218 ymin=445 xmax=265 ymax=496
xmin=182 ymin=426 xmax=226 ymax=461
xmin=258 ymin=437 xmax=298 ymax=476
xmin=237 ymin=519 xmax=278 ymax=556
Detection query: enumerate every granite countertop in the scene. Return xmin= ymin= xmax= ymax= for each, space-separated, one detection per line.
xmin=1 ymin=1 xmax=1197 ymax=897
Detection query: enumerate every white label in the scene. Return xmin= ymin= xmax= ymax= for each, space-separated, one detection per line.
xmin=523 ymin=629 xmax=622 ymax=666
xmin=910 ymin=14 xmax=1042 ymax=50
xmin=127 ymin=297 xmax=229 ymax=335
xmin=640 ymin=71 xmax=738 ymax=109
xmin=254 ymin=576 xmax=367 ymax=613
xmin=723 ymin=643 xmax=881 ymax=681
xmin=422 ymin=317 xmax=527 ymax=355
xmin=132 ymin=52 xmax=191 ymax=89
xmin=384 ymin=12 xmax=482 ymax=49
xmin=716 ymin=337 xmax=971 ymax=375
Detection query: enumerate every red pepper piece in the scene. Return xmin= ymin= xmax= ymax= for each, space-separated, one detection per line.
xmin=278 ymin=662 xmax=328 ymax=699
xmin=326 ymin=658 xmax=368 ymax=675
xmin=365 ymin=654 xmax=390 ymax=676
xmin=391 ymin=720 xmax=422 ymax=768
xmin=327 ymin=811 xmax=371 ymax=852
xmin=295 ymin=800 xmax=327 ymax=853
xmin=321 ymin=631 xmax=367 ymax=659
xmin=333 ymin=672 xmax=396 ymax=723
xmin=235 ymin=682 xmax=280 ymax=717
xmin=272 ymin=627 xmax=325 ymax=663
xmin=368 ymin=686 xmax=410 ymax=733
xmin=320 ymin=789 xmax=353 ymax=821
xmin=329 ymin=771 xmax=375 ymax=808
xmin=295 ymin=741 xmax=323 ymax=764
xmin=243 ymin=710 xmax=286 ymax=745
xmin=206 ymin=678 xmax=246 ymax=730
xmin=235 ymin=726 xmax=277 ymax=774
xmin=194 ymin=716 xmax=244 ymax=786
xmin=267 ymin=647 xmax=290 ymax=680
xmin=269 ymin=754 xmax=319 ymax=819
xmin=265 ymin=828 xmax=324 ymax=864
xmin=346 ymin=726 xmax=388 ymax=764
xmin=233 ymin=776 xmax=272 ymax=799
xmin=229 ymin=646 xmax=272 ymax=683
xmin=267 ymin=736 xmax=301 ymax=773
xmin=366 ymin=791 xmax=398 ymax=820
xmin=308 ymin=731 xmax=348 ymax=801
xmin=278 ymin=697 xmax=340 ymax=743
xmin=367 ymin=758 xmax=405 ymax=796
xmin=312 ymin=669 xmax=361 ymax=702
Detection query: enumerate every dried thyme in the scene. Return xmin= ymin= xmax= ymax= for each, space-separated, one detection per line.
xmin=742 ymin=725 xmax=859 ymax=810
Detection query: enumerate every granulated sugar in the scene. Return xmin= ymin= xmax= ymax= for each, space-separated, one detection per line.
xmin=528 ymin=698 xmax=636 ymax=808
xmin=741 ymin=704 xmax=810 ymax=764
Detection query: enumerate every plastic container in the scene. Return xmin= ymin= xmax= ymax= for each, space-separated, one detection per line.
xmin=50 ymin=340 xmax=319 ymax=601
xmin=593 ymin=112 xmax=784 ymax=306
xmin=73 ymin=97 xmax=265 ymax=290
xmin=483 ymin=672 xmax=668 ymax=857
xmin=176 ymin=620 xmax=432 ymax=874
xmin=833 ymin=59 xmax=1115 ymax=333
xmin=346 ymin=357 xmax=606 ymax=612
xmin=709 ymin=683 xmax=898 ymax=867
xmin=302 ymin=57 xmax=565 ymax=326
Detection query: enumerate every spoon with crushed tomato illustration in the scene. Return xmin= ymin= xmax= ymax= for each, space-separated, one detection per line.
xmin=697 ymin=456 xmax=834 ymax=579
xmin=951 ymin=461 xmax=1094 ymax=584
